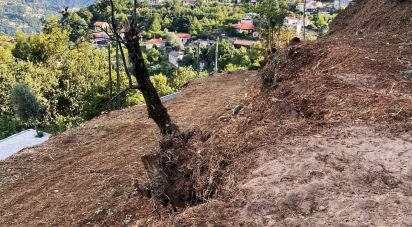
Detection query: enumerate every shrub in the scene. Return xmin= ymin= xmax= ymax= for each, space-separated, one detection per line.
xmin=0 ymin=114 xmax=22 ymax=139
xmin=9 ymin=83 xmax=43 ymax=136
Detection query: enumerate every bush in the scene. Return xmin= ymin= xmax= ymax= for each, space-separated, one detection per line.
xmin=9 ymin=83 xmax=43 ymax=135
xmin=0 ymin=114 xmax=23 ymax=139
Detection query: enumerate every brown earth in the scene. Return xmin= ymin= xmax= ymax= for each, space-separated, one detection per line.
xmin=0 ymin=71 xmax=257 ymax=226
xmin=1 ymin=0 xmax=412 ymax=226
xmin=329 ymin=0 xmax=412 ymax=35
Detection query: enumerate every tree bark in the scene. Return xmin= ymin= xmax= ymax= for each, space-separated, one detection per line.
xmin=124 ymin=27 xmax=177 ymax=135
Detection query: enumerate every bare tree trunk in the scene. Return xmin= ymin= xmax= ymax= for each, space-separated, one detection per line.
xmin=124 ymin=27 xmax=177 ymax=135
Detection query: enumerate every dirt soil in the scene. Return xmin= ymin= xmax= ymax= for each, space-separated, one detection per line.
xmin=0 ymin=71 xmax=257 ymax=226
xmin=1 ymin=0 xmax=412 ymax=226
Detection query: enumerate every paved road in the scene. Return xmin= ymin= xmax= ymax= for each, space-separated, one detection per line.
xmin=0 ymin=129 xmax=50 ymax=160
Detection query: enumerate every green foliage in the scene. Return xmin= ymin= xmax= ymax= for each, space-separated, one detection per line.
xmin=311 ymin=12 xmax=333 ymax=36
xmin=224 ymin=64 xmax=247 ymax=72
xmin=170 ymin=67 xmax=199 ymax=89
xmin=166 ymin=32 xmax=184 ymax=50
xmin=147 ymin=48 xmax=161 ymax=64
xmin=12 ymin=26 xmax=69 ymax=63
xmin=248 ymin=41 xmax=266 ymax=63
xmin=149 ymin=15 xmax=162 ymax=34
xmin=0 ymin=46 xmax=13 ymax=63
xmin=0 ymin=0 xmax=94 ymax=35
xmin=0 ymin=1 xmax=259 ymax=137
xmin=0 ymin=23 xmax=109 ymax=134
xmin=233 ymin=47 xmax=251 ymax=67
xmin=255 ymin=0 xmax=289 ymax=49
xmin=0 ymin=114 xmax=23 ymax=139
xmin=60 ymin=8 xmax=92 ymax=42
xmin=9 ymin=83 xmax=43 ymax=124
xmin=151 ymin=74 xmax=174 ymax=96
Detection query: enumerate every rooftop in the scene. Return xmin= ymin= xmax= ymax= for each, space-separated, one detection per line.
xmin=176 ymin=33 xmax=192 ymax=38
xmin=232 ymin=21 xmax=255 ymax=30
xmin=233 ymin=39 xmax=256 ymax=47
xmin=147 ymin=38 xmax=166 ymax=44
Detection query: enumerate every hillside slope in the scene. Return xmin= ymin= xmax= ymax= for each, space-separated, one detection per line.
xmin=0 ymin=71 xmax=257 ymax=226
xmin=0 ymin=0 xmax=411 ymax=226
xmin=329 ymin=0 xmax=412 ymax=35
xmin=0 ymin=0 xmax=94 ymax=35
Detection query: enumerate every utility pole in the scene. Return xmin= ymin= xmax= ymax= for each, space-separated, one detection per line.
xmin=108 ymin=42 xmax=113 ymax=111
xmin=214 ymin=36 xmax=219 ymax=73
xmin=115 ymin=42 xmax=121 ymax=109
xmin=196 ymin=42 xmax=200 ymax=78
xmin=303 ymin=0 xmax=306 ymax=41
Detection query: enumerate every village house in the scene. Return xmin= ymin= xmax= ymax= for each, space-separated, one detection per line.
xmin=334 ymin=0 xmax=351 ymax=9
xmin=199 ymin=60 xmax=208 ymax=71
xmin=296 ymin=0 xmax=323 ymax=13
xmin=146 ymin=38 xmax=166 ymax=50
xmin=283 ymin=16 xmax=310 ymax=36
xmin=92 ymin=31 xmax=110 ymax=39
xmin=168 ymin=51 xmax=184 ymax=67
xmin=92 ymin=31 xmax=110 ymax=47
xmin=176 ymin=33 xmax=192 ymax=45
xmin=143 ymin=0 xmax=164 ymax=6
xmin=231 ymin=19 xmax=255 ymax=35
xmin=284 ymin=16 xmax=299 ymax=27
xmin=252 ymin=31 xmax=261 ymax=39
xmin=233 ymin=39 xmax=256 ymax=48
xmin=93 ymin=21 xmax=109 ymax=32
xmin=183 ymin=0 xmax=197 ymax=6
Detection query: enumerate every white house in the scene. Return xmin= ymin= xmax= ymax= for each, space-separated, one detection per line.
xmin=252 ymin=31 xmax=261 ymax=39
xmin=284 ymin=16 xmax=300 ymax=27
xmin=334 ymin=0 xmax=351 ymax=9
xmin=176 ymin=33 xmax=192 ymax=45
xmin=93 ymin=21 xmax=109 ymax=32
xmin=284 ymin=16 xmax=310 ymax=36
xmin=183 ymin=0 xmax=197 ymax=6
xmin=296 ymin=0 xmax=322 ymax=12
xmin=146 ymin=0 xmax=164 ymax=6
xmin=168 ymin=51 xmax=184 ymax=67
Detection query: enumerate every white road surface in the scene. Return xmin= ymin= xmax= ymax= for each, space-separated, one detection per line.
xmin=0 ymin=129 xmax=50 ymax=160
xmin=0 ymin=93 xmax=179 ymax=161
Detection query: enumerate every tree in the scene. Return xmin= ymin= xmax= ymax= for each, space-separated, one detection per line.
xmin=9 ymin=83 xmax=43 ymax=136
xmin=170 ymin=67 xmax=198 ymax=89
xmin=147 ymin=47 xmax=161 ymax=64
xmin=149 ymin=15 xmax=162 ymax=34
xmin=312 ymin=12 xmax=330 ymax=36
xmin=151 ymin=74 xmax=174 ymax=96
xmin=166 ymin=32 xmax=184 ymax=50
xmin=256 ymin=0 xmax=288 ymax=50
xmin=207 ymin=39 xmax=236 ymax=71
xmin=108 ymin=0 xmax=177 ymax=135
xmin=233 ymin=47 xmax=251 ymax=67
xmin=248 ymin=41 xmax=265 ymax=63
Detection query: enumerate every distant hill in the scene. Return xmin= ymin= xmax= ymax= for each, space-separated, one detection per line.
xmin=0 ymin=0 xmax=94 ymax=35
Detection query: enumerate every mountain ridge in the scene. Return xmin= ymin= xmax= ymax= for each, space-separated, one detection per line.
xmin=0 ymin=0 xmax=94 ymax=35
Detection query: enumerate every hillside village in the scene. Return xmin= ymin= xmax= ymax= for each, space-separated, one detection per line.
xmin=90 ymin=0 xmax=350 ymax=70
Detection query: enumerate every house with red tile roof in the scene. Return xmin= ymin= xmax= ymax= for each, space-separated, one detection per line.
xmin=232 ymin=20 xmax=255 ymax=35
xmin=233 ymin=39 xmax=256 ymax=48
xmin=176 ymin=33 xmax=192 ymax=45
xmin=93 ymin=21 xmax=109 ymax=32
xmin=146 ymin=38 xmax=166 ymax=50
